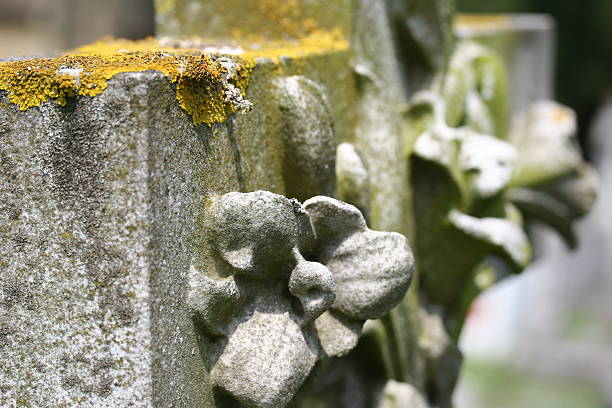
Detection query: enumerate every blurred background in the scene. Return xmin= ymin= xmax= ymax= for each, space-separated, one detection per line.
xmin=0 ymin=0 xmax=153 ymax=56
xmin=1 ymin=1 xmax=610 ymax=407
xmin=454 ymin=2 xmax=612 ymax=408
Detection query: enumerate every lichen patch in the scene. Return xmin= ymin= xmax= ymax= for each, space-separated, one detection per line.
xmin=0 ymin=31 xmax=347 ymax=126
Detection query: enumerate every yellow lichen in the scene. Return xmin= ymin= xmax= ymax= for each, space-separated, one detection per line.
xmin=0 ymin=44 xmax=252 ymax=125
xmin=0 ymin=31 xmax=348 ymax=125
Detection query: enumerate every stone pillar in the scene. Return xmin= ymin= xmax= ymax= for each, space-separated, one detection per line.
xmin=0 ymin=2 xmax=596 ymax=408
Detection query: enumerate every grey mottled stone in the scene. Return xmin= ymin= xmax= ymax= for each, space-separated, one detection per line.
xmin=188 ymin=191 xmax=414 ymax=407
xmin=274 ymin=76 xmax=336 ymax=202
xmin=336 ymin=142 xmax=371 ymax=219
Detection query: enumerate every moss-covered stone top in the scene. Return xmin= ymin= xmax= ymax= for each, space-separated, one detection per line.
xmin=0 ymin=30 xmax=348 ymax=125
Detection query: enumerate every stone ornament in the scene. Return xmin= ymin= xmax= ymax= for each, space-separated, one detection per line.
xmin=274 ymin=76 xmax=336 ymax=202
xmin=188 ymin=191 xmax=414 ymax=407
xmin=336 ymin=142 xmax=371 ymax=219
xmin=405 ymin=40 xmax=596 ymax=344
xmin=407 ymin=89 xmax=531 ymax=328
xmin=508 ymin=101 xmax=599 ymax=247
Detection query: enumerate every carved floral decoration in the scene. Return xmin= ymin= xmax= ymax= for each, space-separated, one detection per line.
xmin=188 ymin=191 xmax=414 ymax=408
xmin=406 ymin=40 xmax=597 ymax=340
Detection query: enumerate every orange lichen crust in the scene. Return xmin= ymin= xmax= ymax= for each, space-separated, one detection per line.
xmin=0 ymin=30 xmax=348 ymax=125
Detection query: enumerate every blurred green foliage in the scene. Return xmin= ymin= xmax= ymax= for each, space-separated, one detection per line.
xmin=457 ymin=0 xmax=612 ymax=152
xmin=459 ymin=360 xmax=605 ymax=408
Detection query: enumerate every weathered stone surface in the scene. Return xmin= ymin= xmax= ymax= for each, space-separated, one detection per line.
xmin=0 ymin=72 xmax=158 ymax=407
xmin=210 ymin=305 xmax=319 ymax=408
xmin=508 ymin=101 xmax=598 ymax=248
xmin=274 ymin=76 xmax=336 ymax=201
xmin=336 ymin=142 xmax=371 ymax=218
xmin=155 ymin=0 xmax=352 ymax=42
xmin=188 ymin=191 xmax=414 ymax=407
xmin=0 ymin=2 xmax=598 ymax=408
xmin=305 ymin=196 xmax=414 ymax=320
xmin=0 ymin=60 xmax=341 ymax=406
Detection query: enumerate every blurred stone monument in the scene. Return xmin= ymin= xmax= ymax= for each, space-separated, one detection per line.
xmin=0 ymin=1 xmax=596 ymax=407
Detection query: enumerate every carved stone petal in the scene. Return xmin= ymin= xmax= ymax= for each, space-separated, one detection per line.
xmin=288 ymin=256 xmax=336 ymax=325
xmin=325 ymin=229 xmax=413 ymax=320
xmin=448 ymin=209 xmax=530 ymax=269
xmin=304 ymin=197 xmax=414 ymax=321
xmin=187 ymin=270 xmax=243 ymax=336
xmin=207 ymin=191 xmax=300 ymax=278
xmin=314 ymin=310 xmax=363 ymax=358
xmin=303 ymin=196 xmax=367 ymax=245
xmin=210 ymin=310 xmax=318 ymax=408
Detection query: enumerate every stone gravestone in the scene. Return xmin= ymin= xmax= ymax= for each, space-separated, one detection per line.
xmin=0 ymin=1 xmax=595 ymax=407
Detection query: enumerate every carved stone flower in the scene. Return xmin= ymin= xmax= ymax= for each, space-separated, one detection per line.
xmin=188 ymin=191 xmax=413 ymax=408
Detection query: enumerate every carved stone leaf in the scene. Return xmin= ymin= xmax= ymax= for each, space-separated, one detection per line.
xmin=509 ymin=164 xmax=598 ymax=248
xmin=439 ymin=40 xmax=509 ymax=139
xmin=448 ymin=209 xmax=531 ymax=270
xmin=507 ymin=102 xmax=598 ymax=247
xmin=509 ymin=101 xmax=583 ymax=187
xmin=410 ymin=100 xmax=527 ymax=310
xmin=304 ymin=196 xmax=414 ymax=320
xmin=459 ymin=130 xmax=517 ymax=198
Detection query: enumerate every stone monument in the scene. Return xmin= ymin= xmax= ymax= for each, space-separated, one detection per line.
xmin=0 ymin=1 xmax=596 ymax=407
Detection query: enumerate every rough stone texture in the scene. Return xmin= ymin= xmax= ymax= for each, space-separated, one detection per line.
xmin=0 ymin=2 xmax=598 ymax=408
xmin=304 ymin=196 xmax=414 ymax=320
xmin=0 ymin=62 xmax=319 ymax=407
xmin=336 ymin=142 xmax=371 ymax=218
xmin=187 ymin=191 xmax=414 ymax=407
xmin=274 ymin=76 xmax=336 ymax=202
xmin=0 ymin=72 xmax=155 ymax=407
